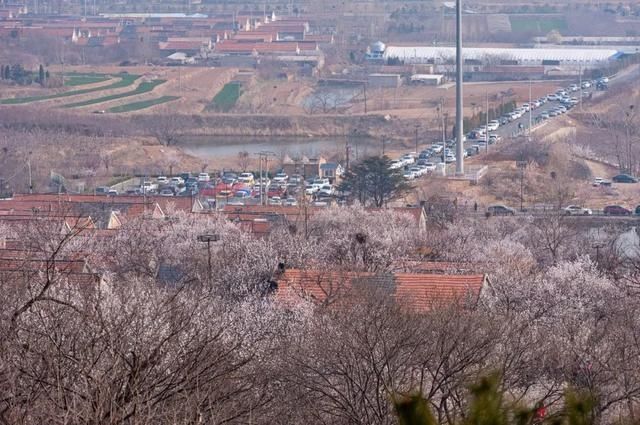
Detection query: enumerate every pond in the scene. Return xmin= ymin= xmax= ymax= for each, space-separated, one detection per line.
xmin=179 ymin=135 xmax=382 ymax=160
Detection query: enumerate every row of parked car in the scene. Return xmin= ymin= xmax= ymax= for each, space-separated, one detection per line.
xmin=486 ymin=203 xmax=640 ymax=217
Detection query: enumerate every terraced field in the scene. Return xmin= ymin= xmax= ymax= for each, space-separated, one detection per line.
xmin=0 ymin=74 xmax=139 ymax=104
xmin=207 ymin=82 xmax=242 ymax=112
xmin=64 ymin=73 xmax=111 ymax=87
xmin=62 ymin=80 xmax=166 ymax=109
xmin=107 ymin=96 xmax=180 ymax=113
xmin=510 ymin=15 xmax=567 ymax=33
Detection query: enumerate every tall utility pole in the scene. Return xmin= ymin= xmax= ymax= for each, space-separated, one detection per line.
xmin=256 ymin=151 xmax=275 ymax=205
xmin=455 ymin=0 xmax=464 ymax=175
xmin=27 ymin=151 xmax=33 ymax=194
xmin=579 ymin=64 xmax=583 ymax=112
xmin=485 ymin=89 xmax=489 ymax=154
xmin=414 ymin=124 xmax=419 ymax=154
xmin=528 ymin=78 xmax=533 ymax=139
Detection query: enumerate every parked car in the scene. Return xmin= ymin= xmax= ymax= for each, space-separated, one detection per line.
xmin=612 ymin=174 xmax=638 ymax=183
xmin=170 ymin=176 xmax=184 ymax=186
xmin=289 ymin=174 xmax=303 ymax=184
xmin=141 ymin=181 xmax=158 ymax=193
xmin=268 ymin=197 xmax=282 ymax=205
xmin=272 ymin=172 xmax=288 ymax=183
xmin=547 ymin=94 xmax=559 ymax=101
xmin=197 ymin=173 xmax=210 ymax=182
xmin=564 ymin=205 xmax=593 ymax=216
xmin=318 ymin=185 xmax=334 ymax=196
xmin=234 ymin=190 xmax=252 ymax=199
xmin=409 ymin=166 xmax=425 ymax=177
xmin=603 ymin=205 xmax=632 ymax=216
xmin=159 ymin=188 xmax=175 ymax=197
xmin=423 ymin=162 xmax=436 ymax=171
xmin=238 ymin=172 xmax=255 ymax=184
xmin=156 ymin=176 xmax=168 ymax=184
xmin=389 ymin=160 xmax=403 ymax=170
xmin=284 ymin=197 xmax=298 ymax=206
xmin=487 ymin=205 xmax=516 ymax=216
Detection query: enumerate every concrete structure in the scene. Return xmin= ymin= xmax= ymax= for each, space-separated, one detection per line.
xmin=410 ymin=74 xmax=444 ymax=85
xmin=367 ymin=73 xmax=402 ymax=88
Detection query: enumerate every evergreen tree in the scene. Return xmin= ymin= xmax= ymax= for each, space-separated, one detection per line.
xmin=338 ymin=155 xmax=410 ymax=207
xmin=38 ymin=64 xmax=45 ymax=86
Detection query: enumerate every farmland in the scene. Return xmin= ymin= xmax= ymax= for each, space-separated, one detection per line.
xmin=0 ymin=74 xmax=140 ymax=104
xmin=62 ymin=80 xmax=167 ymax=109
xmin=208 ymin=82 xmax=242 ymax=112
xmin=509 ymin=15 xmax=567 ymax=33
xmin=107 ymin=96 xmax=180 ymax=113
xmin=63 ymin=73 xmax=111 ymax=87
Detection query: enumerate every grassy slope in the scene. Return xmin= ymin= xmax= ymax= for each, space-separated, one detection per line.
xmin=0 ymin=74 xmax=139 ymax=104
xmin=208 ymin=82 xmax=241 ymax=112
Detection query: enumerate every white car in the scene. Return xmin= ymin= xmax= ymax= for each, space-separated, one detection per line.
xmin=582 ymin=81 xmax=591 ymax=89
xmin=409 ymin=166 xmax=424 ymax=177
xmin=568 ymin=84 xmax=579 ymax=92
xmin=141 ymin=181 xmax=158 ymax=192
xmin=400 ymin=154 xmax=415 ymax=166
xmin=268 ymin=196 xmax=282 ymax=205
xmin=389 ymin=160 xmax=403 ymax=170
xmin=238 ymin=172 xmax=255 ymax=183
xmin=157 ymin=176 xmax=168 ymax=184
xmin=169 ymin=176 xmax=184 ymax=186
xmin=403 ymin=170 xmax=415 ymax=180
xmin=305 ymin=185 xmax=319 ymax=195
xmin=564 ymin=205 xmax=593 ymax=216
xmin=423 ymin=162 xmax=436 ymax=172
xmin=547 ymin=94 xmax=559 ymax=101
xmin=487 ymin=121 xmax=500 ymax=131
xmin=318 ymin=184 xmax=334 ymax=196
xmin=197 ymin=173 xmax=210 ymax=182
xmin=272 ymin=172 xmax=288 ymax=183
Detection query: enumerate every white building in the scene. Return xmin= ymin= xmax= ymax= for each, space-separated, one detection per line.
xmin=383 ymin=46 xmax=620 ymax=68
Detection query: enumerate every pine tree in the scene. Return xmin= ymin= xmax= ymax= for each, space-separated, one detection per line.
xmin=38 ymin=64 xmax=45 ymax=86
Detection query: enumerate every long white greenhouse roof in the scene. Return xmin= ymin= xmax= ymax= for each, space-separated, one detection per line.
xmin=383 ymin=46 xmax=619 ymax=62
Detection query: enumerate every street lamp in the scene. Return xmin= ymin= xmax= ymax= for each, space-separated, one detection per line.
xmin=197 ymin=233 xmax=220 ymax=283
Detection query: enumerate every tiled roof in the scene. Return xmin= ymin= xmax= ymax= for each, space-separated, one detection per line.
xmin=275 ymin=269 xmax=485 ymax=310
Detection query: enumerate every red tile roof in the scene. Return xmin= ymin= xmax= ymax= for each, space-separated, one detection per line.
xmin=275 ymin=269 xmax=485 ymax=311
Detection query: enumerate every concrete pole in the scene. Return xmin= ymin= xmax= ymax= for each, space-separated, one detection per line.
xmin=455 ymin=0 xmax=464 ymax=175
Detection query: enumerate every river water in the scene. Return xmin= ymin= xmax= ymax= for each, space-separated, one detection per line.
xmin=179 ymin=135 xmax=381 ymax=160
